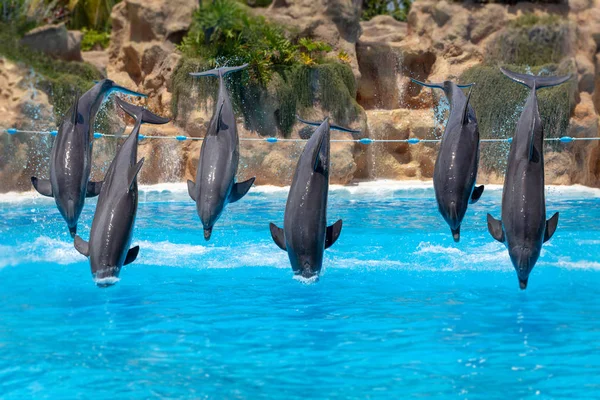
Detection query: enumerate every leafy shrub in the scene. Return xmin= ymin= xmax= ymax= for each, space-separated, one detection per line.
xmin=66 ymin=0 xmax=120 ymax=31
xmin=81 ymin=28 xmax=111 ymax=51
xmin=362 ymin=0 xmax=412 ymax=22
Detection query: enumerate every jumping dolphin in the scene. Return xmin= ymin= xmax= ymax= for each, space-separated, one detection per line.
xmin=269 ymin=116 xmax=360 ymax=280
xmin=187 ymin=64 xmax=255 ymax=241
xmin=74 ymin=97 xmax=169 ymax=286
xmin=487 ymin=68 xmax=570 ymax=289
xmin=412 ymin=79 xmax=484 ymax=242
xmin=31 ymin=79 xmax=146 ymax=237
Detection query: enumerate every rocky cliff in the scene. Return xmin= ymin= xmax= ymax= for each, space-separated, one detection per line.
xmin=2 ymin=0 xmax=600 ymax=192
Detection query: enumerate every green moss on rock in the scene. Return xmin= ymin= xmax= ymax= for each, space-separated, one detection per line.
xmin=485 ymin=15 xmax=569 ymax=66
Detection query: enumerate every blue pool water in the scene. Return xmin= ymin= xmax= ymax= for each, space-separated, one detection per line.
xmin=1 ymin=181 xmax=599 ymax=399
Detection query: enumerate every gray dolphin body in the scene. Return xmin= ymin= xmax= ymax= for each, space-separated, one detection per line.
xmin=31 ymin=79 xmax=146 ymax=237
xmin=269 ymin=117 xmax=359 ymax=279
xmin=74 ymin=98 xmax=169 ymax=286
xmin=413 ymin=79 xmax=484 ymax=242
xmin=487 ymin=68 xmax=570 ymax=289
xmin=187 ymin=65 xmax=255 ymax=240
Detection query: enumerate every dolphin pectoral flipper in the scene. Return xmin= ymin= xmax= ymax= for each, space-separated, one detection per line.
xmin=228 ymin=177 xmax=256 ymax=203
xmin=544 ymin=212 xmax=559 ymax=243
xmin=187 ymin=180 xmax=197 ymax=201
xmin=487 ymin=214 xmax=505 ymax=243
xmin=74 ymin=235 xmax=90 ymax=257
xmin=128 ymin=159 xmax=144 ymax=190
xmin=325 ymin=219 xmax=343 ymax=249
xmin=470 ymin=185 xmax=484 ymax=204
xmin=31 ymin=177 xmax=53 ymax=197
xmin=269 ymin=223 xmax=286 ymax=251
xmin=85 ymin=181 xmax=103 ymax=197
xmin=124 ymin=246 xmax=140 ymax=265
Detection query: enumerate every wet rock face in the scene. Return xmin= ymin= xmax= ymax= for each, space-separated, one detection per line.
xmin=0 ymin=58 xmax=55 ymax=192
xmin=107 ymin=0 xmax=197 ymax=115
xmin=20 ymin=24 xmax=83 ymax=62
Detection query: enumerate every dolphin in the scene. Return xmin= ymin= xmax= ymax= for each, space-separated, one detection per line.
xmin=487 ymin=68 xmax=570 ymax=290
xmin=31 ymin=79 xmax=146 ymax=237
xmin=412 ymin=79 xmax=484 ymax=242
xmin=187 ymin=64 xmax=255 ymax=241
xmin=269 ymin=116 xmax=360 ymax=279
xmin=74 ymin=97 xmax=169 ymax=286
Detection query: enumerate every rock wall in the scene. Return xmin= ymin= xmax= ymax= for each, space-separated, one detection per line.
xmin=3 ymin=0 xmax=600 ymax=193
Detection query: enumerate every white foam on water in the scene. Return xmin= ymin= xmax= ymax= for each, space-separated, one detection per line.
xmin=0 ymin=236 xmax=84 ymax=268
xmin=553 ymin=259 xmax=600 ymax=270
xmin=3 ymin=180 xmax=600 ymax=204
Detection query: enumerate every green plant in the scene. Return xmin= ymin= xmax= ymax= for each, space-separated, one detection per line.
xmin=179 ymin=0 xmax=298 ymax=84
xmin=508 ymin=12 xmax=562 ymax=28
xmin=80 ymin=27 xmax=110 ymax=50
xmin=362 ymin=0 xmax=412 ymax=22
xmin=67 ymin=0 xmax=119 ymax=31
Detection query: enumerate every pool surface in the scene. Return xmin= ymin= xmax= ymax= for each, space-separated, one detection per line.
xmin=1 ymin=181 xmax=599 ymax=399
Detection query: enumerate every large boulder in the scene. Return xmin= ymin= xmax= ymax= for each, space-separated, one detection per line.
xmin=20 ymin=24 xmax=83 ymax=62
xmin=107 ymin=0 xmax=197 ymax=115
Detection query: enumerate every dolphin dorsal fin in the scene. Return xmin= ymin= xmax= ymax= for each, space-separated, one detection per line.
xmin=128 ymin=158 xmax=144 ymax=190
xmin=216 ymin=102 xmax=229 ymax=132
xmin=70 ymin=92 xmax=80 ymax=125
xmin=312 ymin=131 xmax=327 ymax=172
xmin=461 ymin=87 xmax=473 ymax=126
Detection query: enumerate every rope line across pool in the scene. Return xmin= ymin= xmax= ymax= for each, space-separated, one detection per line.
xmin=1 ymin=127 xmax=594 ymax=145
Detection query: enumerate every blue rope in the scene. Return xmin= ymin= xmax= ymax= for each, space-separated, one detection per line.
xmin=1 ymin=127 xmax=595 ymax=145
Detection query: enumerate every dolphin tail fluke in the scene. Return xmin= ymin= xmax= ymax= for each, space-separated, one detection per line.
xmin=499 ymin=67 xmax=571 ymax=90
xmin=74 ymin=235 xmax=89 ymax=257
xmin=115 ymin=97 xmax=170 ymax=125
xmin=269 ymin=223 xmax=286 ymax=251
xmin=228 ymin=177 xmax=255 ymax=204
xmin=325 ymin=219 xmax=343 ymax=249
xmin=296 ymin=115 xmax=361 ymax=134
xmin=124 ymin=246 xmax=140 ymax=265
xmin=128 ymin=158 xmax=144 ymax=190
xmin=187 ymin=180 xmax=197 ymax=201
xmin=487 ymin=214 xmax=505 ymax=243
xmin=470 ymin=185 xmax=484 ymax=204
xmin=411 ymin=78 xmax=444 ymax=90
xmin=31 ymin=177 xmax=53 ymax=197
xmin=544 ymin=212 xmax=559 ymax=243
xmin=189 ymin=64 xmax=249 ymax=78
xmin=109 ymin=82 xmax=147 ymax=98
xmin=85 ymin=181 xmax=103 ymax=197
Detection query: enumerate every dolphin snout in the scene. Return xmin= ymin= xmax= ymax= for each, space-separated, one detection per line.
xmin=509 ymin=246 xmax=537 ymax=290
xmin=92 ymin=266 xmax=120 ymax=287
xmin=203 ymin=227 xmax=213 ymax=241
